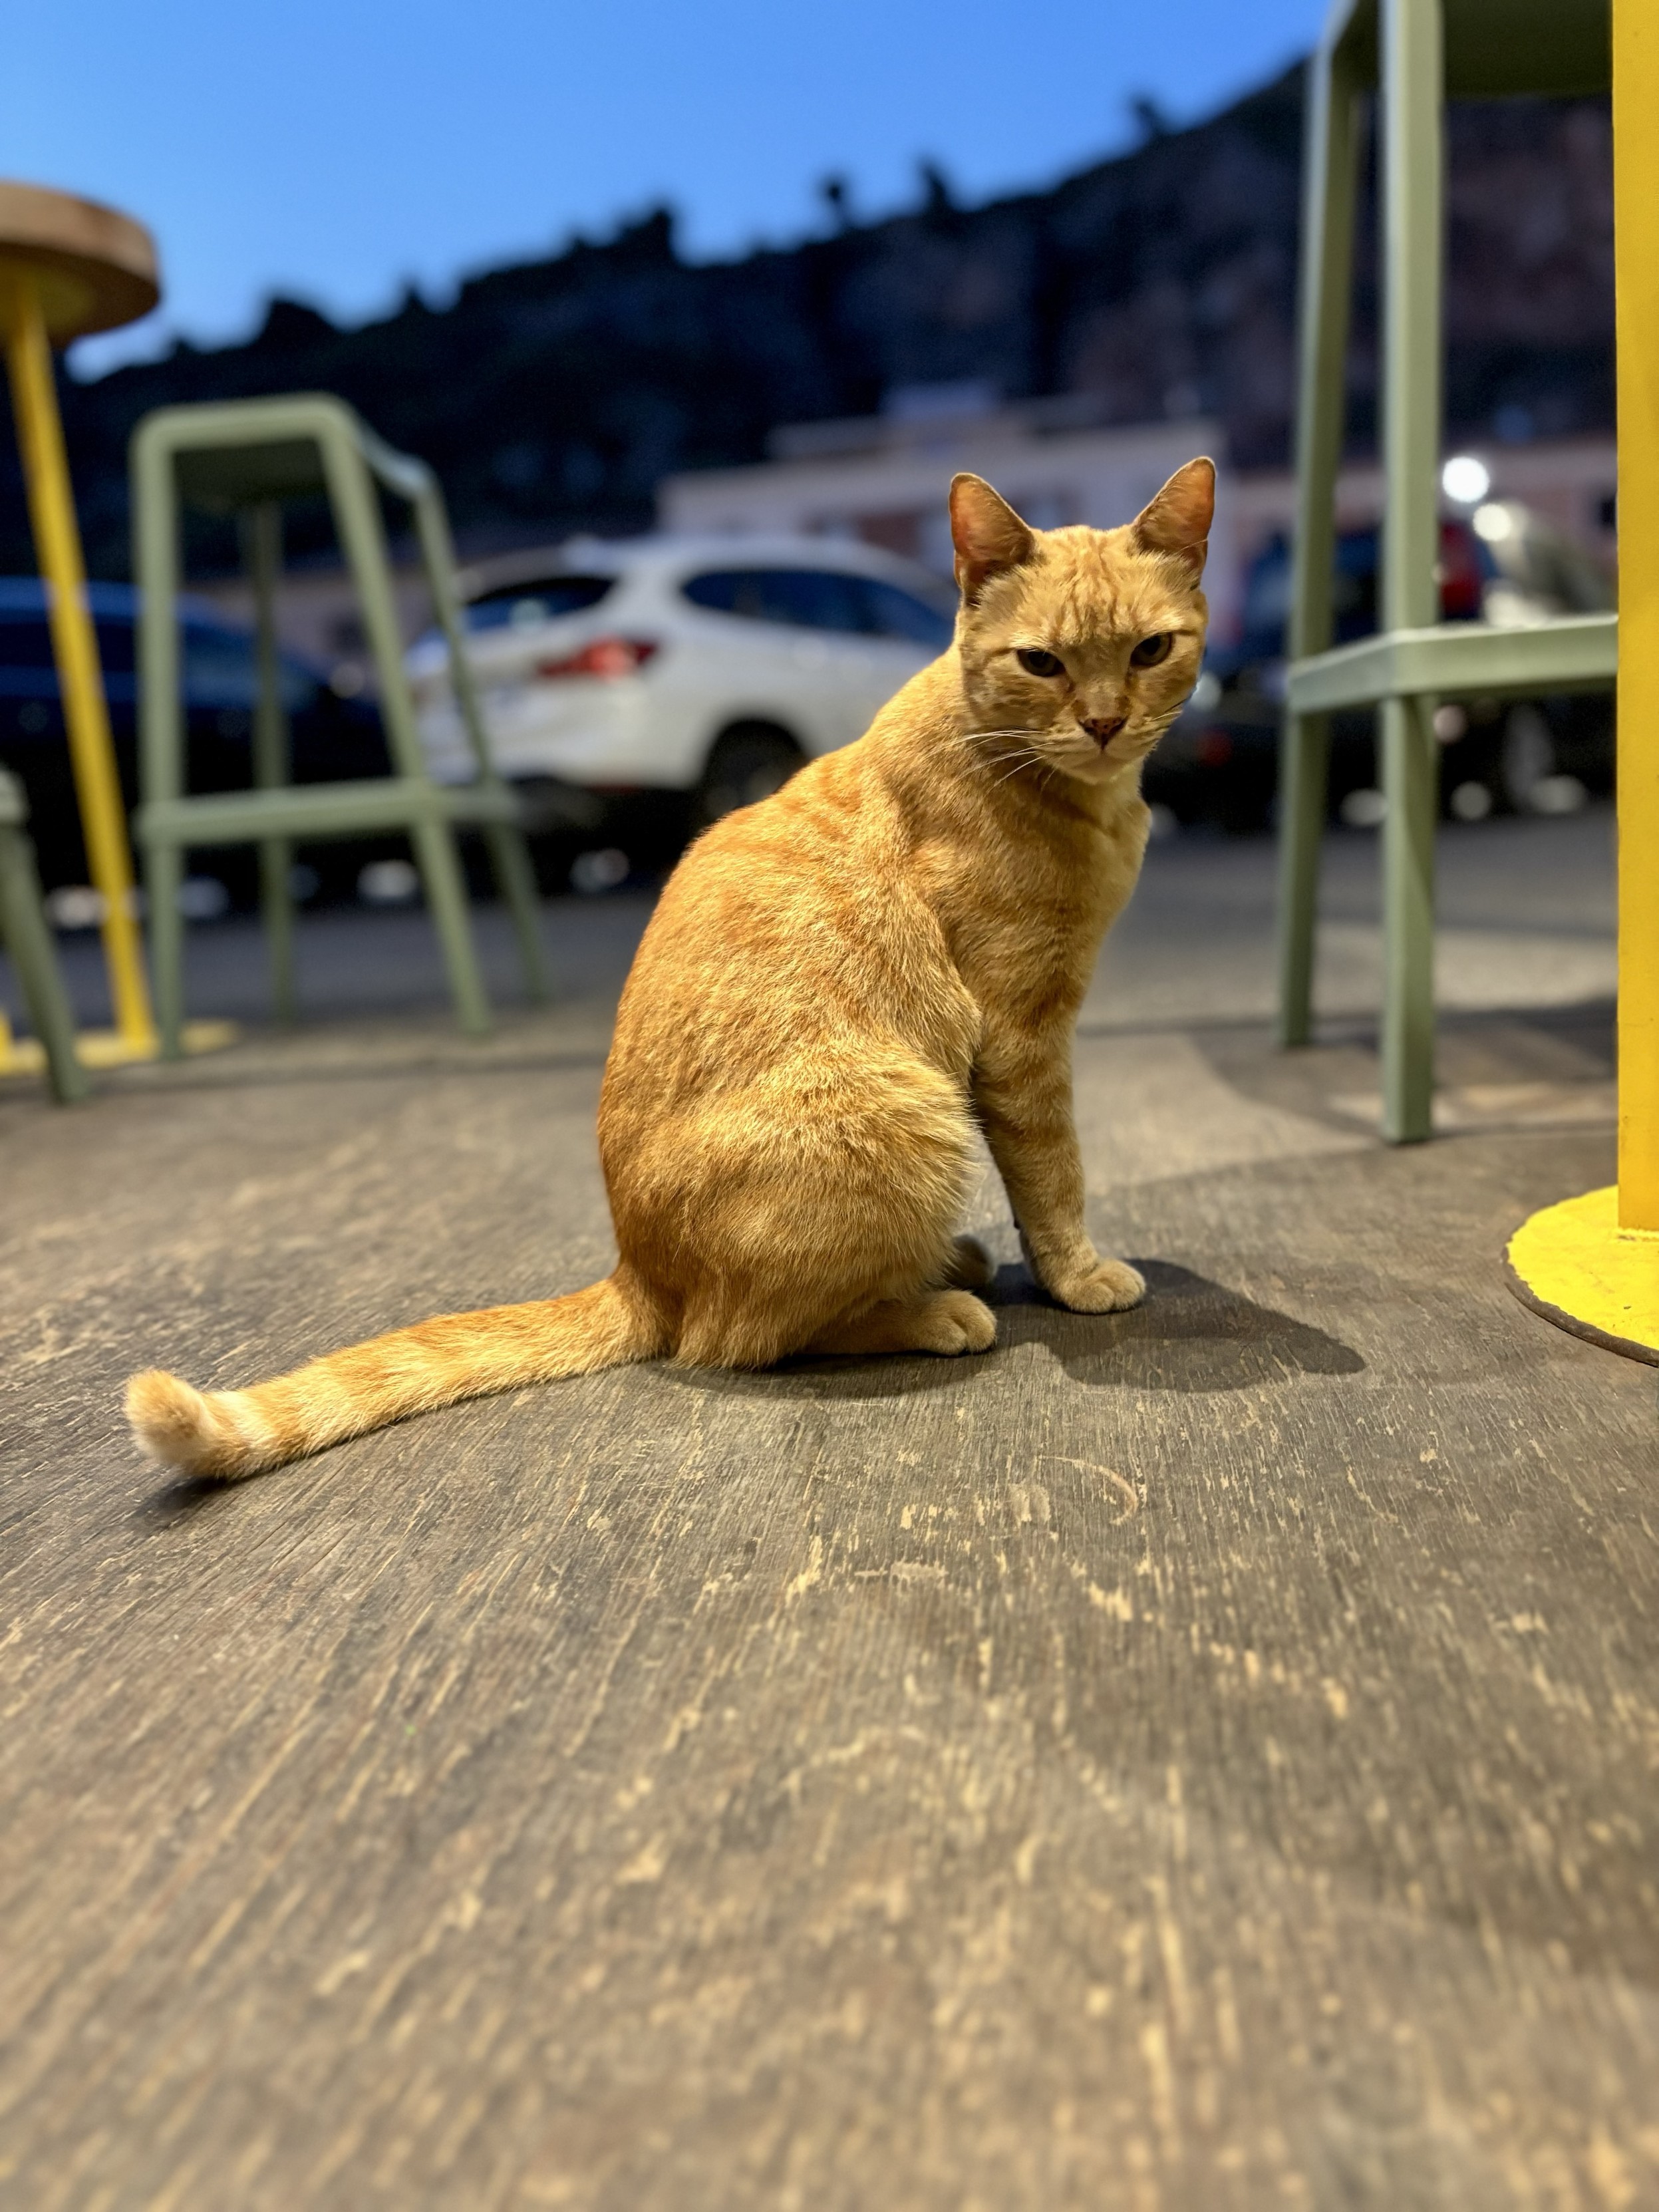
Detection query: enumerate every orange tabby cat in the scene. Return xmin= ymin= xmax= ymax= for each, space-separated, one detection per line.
xmin=126 ymin=461 xmax=1213 ymax=1478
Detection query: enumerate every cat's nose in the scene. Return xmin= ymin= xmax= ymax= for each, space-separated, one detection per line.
xmin=1079 ymin=713 xmax=1126 ymax=746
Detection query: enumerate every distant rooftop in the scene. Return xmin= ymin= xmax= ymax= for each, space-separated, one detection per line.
xmin=768 ymin=388 xmax=1131 ymax=464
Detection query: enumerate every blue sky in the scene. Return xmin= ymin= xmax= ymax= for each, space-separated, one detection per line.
xmin=3 ymin=1 xmax=1326 ymax=378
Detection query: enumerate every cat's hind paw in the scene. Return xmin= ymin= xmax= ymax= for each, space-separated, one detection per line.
xmin=943 ymin=1235 xmax=994 ymax=1290
xmin=804 ymin=1289 xmax=998 ymax=1359
xmin=924 ymin=1290 xmax=998 ymax=1354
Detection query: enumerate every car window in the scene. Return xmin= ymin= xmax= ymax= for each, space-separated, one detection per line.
xmin=464 ymin=575 xmax=615 ymax=633
xmin=681 ymin=567 xmax=869 ymax=635
xmin=182 ymin=625 xmax=258 ymax=707
xmin=182 ymin=625 xmax=314 ymax=712
xmin=842 ymin=575 xmax=954 ymax=649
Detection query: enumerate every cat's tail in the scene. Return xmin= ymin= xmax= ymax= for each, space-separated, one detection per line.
xmin=124 ymin=1271 xmax=665 ymax=1482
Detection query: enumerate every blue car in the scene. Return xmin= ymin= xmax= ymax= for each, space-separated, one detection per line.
xmin=0 ymin=579 xmax=392 ymax=905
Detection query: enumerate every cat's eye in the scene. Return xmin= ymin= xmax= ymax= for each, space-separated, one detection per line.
xmin=1130 ymin=633 xmax=1174 ymax=668
xmin=1017 ymin=648 xmax=1065 ymax=678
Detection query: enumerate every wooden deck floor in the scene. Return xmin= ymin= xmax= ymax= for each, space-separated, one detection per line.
xmin=3 ymin=814 xmax=1654 ymax=2209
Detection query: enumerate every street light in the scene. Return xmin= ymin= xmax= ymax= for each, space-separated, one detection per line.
xmin=1439 ymin=454 xmax=1491 ymax=505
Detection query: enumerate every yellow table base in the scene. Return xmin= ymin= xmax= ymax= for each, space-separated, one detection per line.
xmin=1506 ymin=1186 xmax=1659 ymax=1366
xmin=0 ymin=1019 xmax=237 ymax=1078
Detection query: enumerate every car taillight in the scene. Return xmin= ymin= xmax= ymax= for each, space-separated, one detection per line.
xmin=1437 ymin=520 xmax=1485 ymax=620
xmin=535 ymin=637 xmax=659 ymax=681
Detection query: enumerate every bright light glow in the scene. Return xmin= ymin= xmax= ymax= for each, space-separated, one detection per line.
xmin=359 ymin=858 xmax=421 ymax=905
xmin=1472 ymin=501 xmax=1514 ymax=542
xmin=1528 ymin=775 xmax=1588 ymax=817
xmin=571 ymin=848 xmax=631 ymax=894
xmin=1441 ymin=454 xmax=1492 ymax=504
xmin=1449 ymin=780 xmax=1493 ymax=822
xmin=1340 ymin=787 xmax=1388 ymax=830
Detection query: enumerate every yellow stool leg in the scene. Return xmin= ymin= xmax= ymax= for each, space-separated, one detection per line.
xmin=0 ymin=268 xmax=155 ymax=1054
xmin=1616 ymin=0 xmax=1659 ymax=1234
xmin=1506 ymin=0 xmax=1659 ymax=1358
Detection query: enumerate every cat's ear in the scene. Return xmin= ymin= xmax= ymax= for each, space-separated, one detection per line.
xmin=1131 ymin=457 xmax=1215 ymax=578
xmin=949 ymin=474 xmax=1036 ymax=601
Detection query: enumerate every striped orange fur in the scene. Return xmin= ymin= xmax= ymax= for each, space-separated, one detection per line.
xmin=125 ymin=463 xmax=1213 ymax=1480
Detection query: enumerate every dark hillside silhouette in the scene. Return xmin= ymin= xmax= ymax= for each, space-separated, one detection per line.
xmin=11 ymin=65 xmax=1613 ymax=579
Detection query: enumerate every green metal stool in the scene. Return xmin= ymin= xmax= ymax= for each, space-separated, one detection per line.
xmin=131 ymin=394 xmax=549 ymax=1056
xmin=1275 ymin=0 xmax=1614 ymax=1141
xmin=0 ymin=768 xmax=90 ymax=1101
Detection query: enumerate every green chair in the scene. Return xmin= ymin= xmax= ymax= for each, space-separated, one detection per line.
xmin=0 ymin=768 xmax=90 ymax=1101
xmin=1275 ymin=0 xmax=1614 ymax=1141
xmin=131 ymin=395 xmax=549 ymax=1055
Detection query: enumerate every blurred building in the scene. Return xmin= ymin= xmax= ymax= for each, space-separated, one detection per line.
xmin=659 ymin=391 xmax=1615 ymax=648
xmin=659 ymin=392 xmax=1245 ymax=638
xmin=185 ymin=414 xmax=1614 ymax=682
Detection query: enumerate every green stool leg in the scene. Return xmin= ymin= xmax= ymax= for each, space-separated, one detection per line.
xmin=410 ymin=477 xmax=549 ymax=1003
xmin=146 ymin=838 xmax=185 ymax=1057
xmin=1277 ymin=20 xmax=1363 ymax=1047
xmin=1382 ymin=695 xmax=1437 ymax=1141
xmin=319 ymin=418 xmax=494 ymax=1038
xmin=245 ymin=503 xmax=296 ymax=1023
xmin=1277 ymin=710 xmax=1332 ymax=1042
xmin=0 ymin=819 xmax=89 ymax=1102
xmin=482 ymin=821 xmax=549 ymax=1003
xmin=409 ymin=814 xmax=491 ymax=1035
xmin=133 ymin=418 xmax=188 ymax=1060
xmin=1378 ymin=0 xmax=1446 ymax=1142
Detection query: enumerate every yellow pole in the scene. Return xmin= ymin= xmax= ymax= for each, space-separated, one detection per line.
xmin=1504 ymin=0 xmax=1659 ymax=1360
xmin=0 ymin=265 xmax=155 ymax=1052
xmin=1614 ymin=0 xmax=1659 ymax=1231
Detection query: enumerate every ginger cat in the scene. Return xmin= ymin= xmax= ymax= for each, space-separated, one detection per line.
xmin=126 ymin=460 xmax=1214 ymax=1479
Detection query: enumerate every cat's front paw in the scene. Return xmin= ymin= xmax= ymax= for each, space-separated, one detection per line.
xmin=1049 ymin=1256 xmax=1146 ymax=1314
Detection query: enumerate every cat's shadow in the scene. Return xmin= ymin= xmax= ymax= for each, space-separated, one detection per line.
xmin=675 ymin=1260 xmax=1364 ymax=1403
xmin=133 ymin=1263 xmax=1364 ymax=1525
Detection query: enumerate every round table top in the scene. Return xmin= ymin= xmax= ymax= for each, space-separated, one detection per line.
xmin=0 ymin=180 xmax=159 ymax=343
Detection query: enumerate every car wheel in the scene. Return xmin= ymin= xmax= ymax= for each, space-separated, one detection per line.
xmin=694 ymin=723 xmax=804 ymax=828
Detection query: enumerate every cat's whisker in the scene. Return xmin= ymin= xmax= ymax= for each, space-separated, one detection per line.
xmin=947 ymin=731 xmax=1048 ymax=784
xmin=989 ymin=749 xmax=1052 ymax=789
xmin=955 ymin=738 xmax=1044 ymax=765
xmin=944 ymin=728 xmax=1046 ymax=778
xmin=950 ymin=726 xmax=1055 ymax=787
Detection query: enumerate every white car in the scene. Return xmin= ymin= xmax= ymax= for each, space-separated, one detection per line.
xmin=407 ymin=534 xmax=957 ymax=846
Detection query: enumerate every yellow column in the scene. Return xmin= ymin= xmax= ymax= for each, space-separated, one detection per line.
xmin=1504 ymin=0 xmax=1659 ymax=1361
xmin=1615 ymin=0 xmax=1659 ymax=1230
xmin=0 ymin=265 xmax=155 ymax=1052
